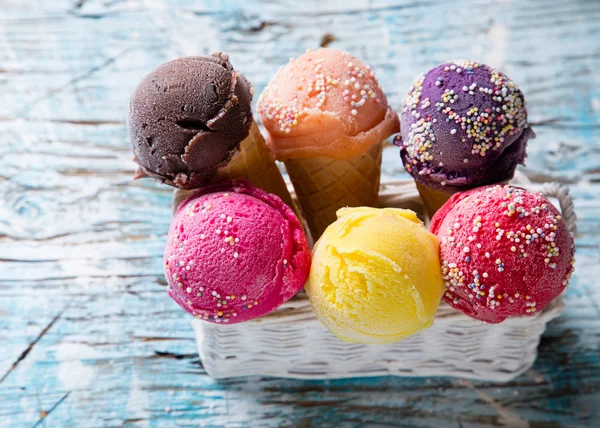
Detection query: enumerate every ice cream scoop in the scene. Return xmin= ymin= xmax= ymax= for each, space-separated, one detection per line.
xmin=430 ymin=185 xmax=575 ymax=324
xmin=128 ymin=53 xmax=253 ymax=189
xmin=257 ymin=48 xmax=399 ymax=239
xmin=164 ymin=180 xmax=311 ymax=323
xmin=258 ymin=48 xmax=399 ymax=160
xmin=305 ymin=207 xmax=445 ymax=344
xmin=396 ymin=60 xmax=534 ymax=217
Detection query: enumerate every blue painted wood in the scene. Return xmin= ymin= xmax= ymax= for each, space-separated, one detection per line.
xmin=0 ymin=0 xmax=598 ymax=426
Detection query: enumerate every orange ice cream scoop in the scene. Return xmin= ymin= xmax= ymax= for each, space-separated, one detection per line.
xmin=257 ymin=48 xmax=399 ymax=161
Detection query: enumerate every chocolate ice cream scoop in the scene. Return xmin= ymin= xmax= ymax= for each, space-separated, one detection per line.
xmin=128 ymin=53 xmax=253 ymax=189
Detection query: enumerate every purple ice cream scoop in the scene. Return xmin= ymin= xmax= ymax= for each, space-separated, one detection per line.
xmin=396 ymin=60 xmax=534 ymax=192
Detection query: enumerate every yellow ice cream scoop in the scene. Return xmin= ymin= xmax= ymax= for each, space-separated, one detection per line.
xmin=306 ymin=207 xmax=444 ymax=344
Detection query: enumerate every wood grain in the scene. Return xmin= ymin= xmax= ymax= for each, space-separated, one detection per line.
xmin=0 ymin=0 xmax=598 ymax=426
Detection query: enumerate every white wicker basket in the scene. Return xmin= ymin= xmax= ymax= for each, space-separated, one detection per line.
xmin=183 ymin=174 xmax=576 ymax=382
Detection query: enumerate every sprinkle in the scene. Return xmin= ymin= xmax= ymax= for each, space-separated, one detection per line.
xmin=233 ymin=252 xmax=239 ymax=258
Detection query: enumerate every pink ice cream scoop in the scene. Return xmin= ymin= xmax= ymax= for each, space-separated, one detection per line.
xmin=430 ymin=185 xmax=575 ymax=323
xmin=164 ymin=180 xmax=311 ymax=323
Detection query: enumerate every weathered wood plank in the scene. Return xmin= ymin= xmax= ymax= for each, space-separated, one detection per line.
xmin=0 ymin=0 xmax=599 ymax=426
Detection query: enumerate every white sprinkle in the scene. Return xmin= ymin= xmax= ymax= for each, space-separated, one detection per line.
xmin=450 ymin=129 xmax=457 ymax=135
xmin=215 ymin=229 xmax=221 ymax=234
xmin=234 ymin=252 xmax=239 ymax=258
xmin=200 ymin=234 xmax=206 ymax=240
xmin=351 ymin=109 xmax=358 ymax=115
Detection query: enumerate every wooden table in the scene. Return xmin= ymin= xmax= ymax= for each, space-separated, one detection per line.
xmin=1 ymin=1 xmax=598 ymax=426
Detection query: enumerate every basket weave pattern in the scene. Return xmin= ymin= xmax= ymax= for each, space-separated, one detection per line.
xmin=190 ymin=176 xmax=576 ymax=381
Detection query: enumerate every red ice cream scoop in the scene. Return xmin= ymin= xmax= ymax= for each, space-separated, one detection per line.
xmin=430 ymin=184 xmax=575 ymax=323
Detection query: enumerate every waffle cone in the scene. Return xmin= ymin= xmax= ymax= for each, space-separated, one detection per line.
xmin=416 ymin=179 xmax=510 ymax=220
xmin=214 ymin=122 xmax=295 ymax=209
xmin=284 ymin=141 xmax=383 ymax=240
xmin=415 ymin=182 xmax=452 ymax=220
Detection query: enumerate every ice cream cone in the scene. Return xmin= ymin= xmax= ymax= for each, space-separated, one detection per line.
xmin=258 ymin=49 xmax=399 ymax=240
xmin=398 ymin=60 xmax=535 ymax=222
xmin=214 ymin=122 xmax=295 ymax=210
xmin=284 ymin=141 xmax=383 ymax=240
xmin=415 ymin=182 xmax=452 ymax=220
